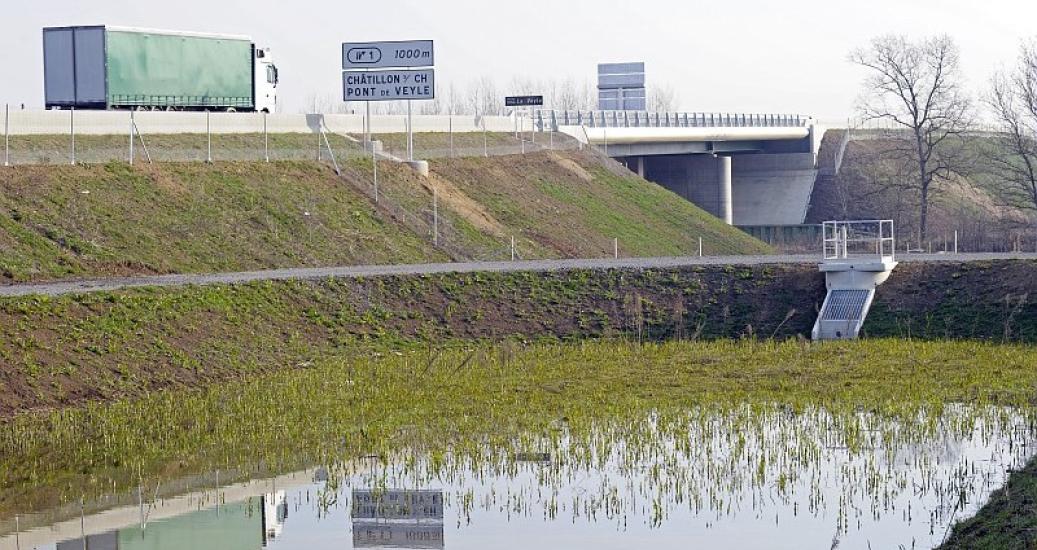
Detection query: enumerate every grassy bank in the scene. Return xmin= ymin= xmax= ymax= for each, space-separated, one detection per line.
xmin=4 ymin=260 xmax=1037 ymax=418
xmin=868 ymin=260 xmax=1037 ymax=342
xmin=2 ymin=337 xmax=1037 ymax=520
xmin=0 ymin=150 xmax=769 ymax=283
xmin=941 ymin=452 xmax=1037 ymax=549
xmin=0 ymin=265 xmax=823 ymax=417
xmin=0 ymin=160 xmax=445 ymax=281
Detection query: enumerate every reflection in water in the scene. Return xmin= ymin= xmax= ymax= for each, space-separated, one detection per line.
xmin=262 ymin=492 xmax=288 ymax=545
xmin=71 ymin=502 xmax=262 ymax=550
xmin=56 ymin=532 xmax=117 ymax=550
xmin=9 ymin=404 xmax=1037 ymax=549
xmin=351 ymin=490 xmax=444 ymax=549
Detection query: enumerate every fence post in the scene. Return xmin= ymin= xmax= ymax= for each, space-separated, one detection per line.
xmin=483 ymin=122 xmax=488 ymax=158
xmin=511 ymin=236 xmax=516 ymax=261
xmin=263 ymin=112 xmax=269 ymax=162
xmin=70 ymin=107 xmax=75 ymax=165
xmin=129 ymin=111 xmax=135 ymax=165
xmin=433 ymin=188 xmax=439 ymax=245
xmin=449 ymin=116 xmax=454 ymax=158
xmin=206 ymin=111 xmax=213 ymax=163
xmin=365 ymin=101 xmax=371 ymax=145
xmin=699 ymin=237 xmax=703 ymax=257
xmin=4 ymin=103 xmax=10 ymax=167
xmin=954 ymin=230 xmax=958 ymax=254
xmin=613 ymin=238 xmax=619 ymax=259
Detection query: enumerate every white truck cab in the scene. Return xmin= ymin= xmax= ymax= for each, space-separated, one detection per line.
xmin=254 ymin=47 xmax=279 ymax=113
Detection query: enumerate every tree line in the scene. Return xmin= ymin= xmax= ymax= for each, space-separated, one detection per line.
xmin=851 ymin=34 xmax=1037 ymax=242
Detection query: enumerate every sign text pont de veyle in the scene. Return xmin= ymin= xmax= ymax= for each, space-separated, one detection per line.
xmin=343 ymin=69 xmax=435 ymax=101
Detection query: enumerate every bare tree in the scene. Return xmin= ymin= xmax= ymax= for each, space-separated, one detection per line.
xmin=648 ymin=84 xmax=679 ymax=113
xmin=465 ymin=76 xmax=499 ymax=117
xmin=302 ymin=92 xmax=336 ymax=114
xmin=850 ymin=34 xmax=973 ymax=241
xmin=446 ymin=83 xmax=466 ymax=116
xmin=419 ymin=84 xmax=444 ymax=115
xmin=550 ymin=78 xmax=595 ymax=111
xmin=987 ymin=41 xmax=1037 ymax=215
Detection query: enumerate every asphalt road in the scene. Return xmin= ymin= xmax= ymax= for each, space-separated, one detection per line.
xmin=1 ymin=253 xmax=1035 ymax=298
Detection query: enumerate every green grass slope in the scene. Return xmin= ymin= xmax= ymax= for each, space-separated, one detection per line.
xmin=0 ymin=161 xmax=445 ymax=282
xmin=0 ymin=150 xmax=769 ymax=283
xmin=370 ymin=150 xmax=772 ymax=259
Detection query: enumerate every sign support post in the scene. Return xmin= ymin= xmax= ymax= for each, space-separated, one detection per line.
xmin=365 ymin=101 xmax=371 ymax=146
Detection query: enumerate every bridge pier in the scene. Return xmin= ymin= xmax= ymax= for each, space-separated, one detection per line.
xmin=716 ymin=155 xmax=733 ymax=225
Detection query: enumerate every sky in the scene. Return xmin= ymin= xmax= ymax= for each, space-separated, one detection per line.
xmin=2 ymin=0 xmax=1036 ymax=123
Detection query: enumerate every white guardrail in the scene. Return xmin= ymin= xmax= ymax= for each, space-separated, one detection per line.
xmin=536 ymin=110 xmax=811 ymax=131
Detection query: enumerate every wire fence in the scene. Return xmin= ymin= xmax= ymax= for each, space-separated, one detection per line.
xmin=0 ymin=108 xmax=583 ymax=167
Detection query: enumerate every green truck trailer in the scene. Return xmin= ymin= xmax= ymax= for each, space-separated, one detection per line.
xmin=43 ymin=26 xmax=278 ymax=112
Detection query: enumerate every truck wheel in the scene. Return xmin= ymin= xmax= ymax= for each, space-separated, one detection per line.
xmin=225 ymin=107 xmax=237 ymax=113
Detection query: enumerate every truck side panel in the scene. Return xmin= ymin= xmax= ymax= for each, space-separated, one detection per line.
xmin=106 ymin=31 xmax=254 ymax=109
xmin=43 ymin=28 xmax=76 ymax=106
xmin=73 ymin=28 xmax=107 ymax=106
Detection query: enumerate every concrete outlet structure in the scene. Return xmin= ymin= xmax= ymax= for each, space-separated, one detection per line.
xmin=811 ymin=220 xmax=898 ymax=341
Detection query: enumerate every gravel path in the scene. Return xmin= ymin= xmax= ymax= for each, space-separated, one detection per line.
xmin=2 ymin=253 xmax=1035 ymax=298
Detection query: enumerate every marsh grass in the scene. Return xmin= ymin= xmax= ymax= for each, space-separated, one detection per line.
xmin=2 ymin=338 xmax=1037 ymax=520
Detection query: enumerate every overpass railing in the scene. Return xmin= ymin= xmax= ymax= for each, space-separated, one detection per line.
xmin=535 ymin=110 xmax=809 ymax=132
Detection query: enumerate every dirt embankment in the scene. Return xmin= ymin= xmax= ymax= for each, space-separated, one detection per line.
xmin=2 ymin=260 xmax=1036 ymax=419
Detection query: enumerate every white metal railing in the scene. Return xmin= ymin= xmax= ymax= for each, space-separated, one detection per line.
xmin=536 ymin=110 xmax=809 ymax=131
xmin=822 ymin=220 xmax=895 ymax=262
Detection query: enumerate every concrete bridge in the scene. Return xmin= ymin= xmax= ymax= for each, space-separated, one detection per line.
xmin=538 ymin=110 xmax=823 ymax=227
